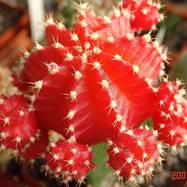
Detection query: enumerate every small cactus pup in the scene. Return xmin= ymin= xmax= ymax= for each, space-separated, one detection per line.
xmin=107 ymin=128 xmax=163 ymax=184
xmin=122 ymin=0 xmax=163 ymax=31
xmin=153 ymin=80 xmax=187 ymax=148
xmin=45 ymin=140 xmax=94 ymax=183
xmin=0 ymin=95 xmax=38 ymax=155
xmin=14 ymin=0 xmax=165 ymax=146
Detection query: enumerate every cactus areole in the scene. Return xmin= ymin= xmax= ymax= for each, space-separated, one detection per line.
xmin=1 ymin=0 xmax=187 ymax=184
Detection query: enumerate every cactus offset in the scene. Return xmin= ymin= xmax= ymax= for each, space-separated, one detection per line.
xmin=153 ymin=81 xmax=187 ymax=147
xmin=0 ymin=95 xmax=38 ymax=153
xmin=122 ymin=0 xmax=163 ymax=30
xmin=45 ymin=141 xmax=94 ymax=183
xmin=107 ymin=128 xmax=162 ymax=182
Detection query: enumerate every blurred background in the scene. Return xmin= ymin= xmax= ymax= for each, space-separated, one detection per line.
xmin=1 ymin=0 xmax=187 ymax=187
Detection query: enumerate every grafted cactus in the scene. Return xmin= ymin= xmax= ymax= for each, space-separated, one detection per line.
xmin=107 ymin=128 xmax=163 ymax=183
xmin=45 ymin=141 xmax=94 ymax=183
xmin=15 ymin=4 xmax=164 ymax=146
xmin=153 ymin=80 xmax=187 ymax=147
xmin=122 ymin=0 xmax=163 ymax=30
xmin=1 ymin=0 xmax=187 ymax=185
xmin=0 ymin=95 xmax=38 ymax=153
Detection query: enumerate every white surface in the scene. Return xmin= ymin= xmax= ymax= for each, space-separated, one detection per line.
xmin=28 ymin=0 xmax=45 ymax=41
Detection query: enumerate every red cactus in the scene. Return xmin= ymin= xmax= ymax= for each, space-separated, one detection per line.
xmin=20 ymin=130 xmax=48 ymax=161
xmin=0 ymin=95 xmax=38 ymax=152
xmin=153 ymin=81 xmax=187 ymax=147
xmin=107 ymin=128 xmax=162 ymax=182
xmin=45 ymin=140 xmax=94 ymax=183
xmin=2 ymin=1 xmax=187 ymax=185
xmin=156 ymin=81 xmax=186 ymax=116
xmin=122 ymin=0 xmax=162 ymax=30
xmin=14 ymin=4 xmax=165 ymax=146
xmin=45 ymin=8 xmax=132 ymax=46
